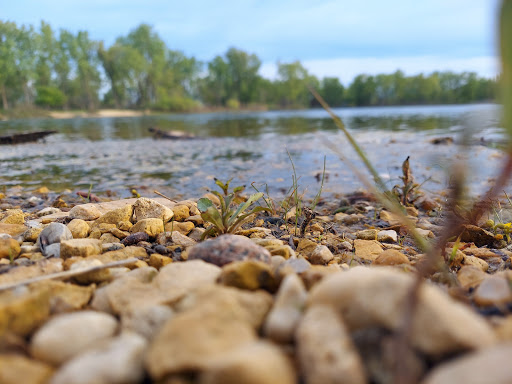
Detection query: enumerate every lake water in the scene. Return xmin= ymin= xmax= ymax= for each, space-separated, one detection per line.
xmin=0 ymin=104 xmax=505 ymax=200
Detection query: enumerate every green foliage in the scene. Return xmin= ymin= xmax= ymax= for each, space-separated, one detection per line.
xmin=197 ymin=179 xmax=271 ymax=239
xmin=500 ymin=0 xmax=512 ymax=144
xmin=35 ymin=86 xmax=66 ymax=108
xmin=226 ymin=98 xmax=240 ymax=109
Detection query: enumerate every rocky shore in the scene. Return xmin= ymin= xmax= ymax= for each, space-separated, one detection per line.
xmin=0 ymin=187 xmax=512 ymax=384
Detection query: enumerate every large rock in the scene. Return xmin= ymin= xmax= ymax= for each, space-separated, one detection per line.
xmin=0 ymin=223 xmax=28 ymax=237
xmin=0 ymin=354 xmax=54 ymax=384
xmin=297 ymin=305 xmax=366 ymax=384
xmin=200 ymin=341 xmax=296 ymax=384
xmin=308 ymin=267 xmax=496 ymax=357
xmin=422 ymin=343 xmax=512 ymax=384
xmin=0 ymin=209 xmax=25 ymax=224
xmin=121 ymin=304 xmax=174 ymax=340
xmin=263 ymin=273 xmax=307 ymax=343
xmin=188 ymin=234 xmax=271 ymax=266
xmin=30 ymin=311 xmax=118 ymax=365
xmin=94 ymin=204 xmax=133 ymax=226
xmin=353 ymin=239 xmax=384 ymax=261
xmin=133 ymin=197 xmax=174 ymax=223
xmin=145 ymin=287 xmax=258 ymax=380
xmin=50 ymin=332 xmax=147 ymax=384
xmin=309 ymin=245 xmax=334 ymax=265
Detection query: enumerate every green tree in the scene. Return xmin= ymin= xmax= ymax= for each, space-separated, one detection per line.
xmin=276 ymin=61 xmax=318 ymax=108
xmin=319 ymin=77 xmax=344 ymax=106
xmin=347 ymin=74 xmax=376 ymax=106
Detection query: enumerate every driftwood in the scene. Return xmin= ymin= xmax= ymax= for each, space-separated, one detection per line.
xmin=0 ymin=130 xmax=57 ymax=145
xmin=148 ymin=127 xmax=196 ymax=140
xmin=0 ymin=257 xmax=139 ymax=292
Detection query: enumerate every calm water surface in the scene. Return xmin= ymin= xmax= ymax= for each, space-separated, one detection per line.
xmin=0 ymin=104 xmax=504 ymax=200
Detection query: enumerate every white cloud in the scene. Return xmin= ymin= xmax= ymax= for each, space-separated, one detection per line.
xmin=261 ymin=55 xmax=499 ymax=84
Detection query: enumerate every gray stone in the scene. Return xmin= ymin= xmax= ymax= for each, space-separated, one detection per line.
xmin=133 ymin=197 xmax=174 ymax=223
xmin=36 ymin=223 xmax=73 ymax=256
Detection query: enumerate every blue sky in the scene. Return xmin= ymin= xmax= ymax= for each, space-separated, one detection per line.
xmin=2 ymin=0 xmax=501 ymax=84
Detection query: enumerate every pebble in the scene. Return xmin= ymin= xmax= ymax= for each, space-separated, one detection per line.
xmin=373 ymin=249 xmax=410 ymax=265
xmin=473 ymin=276 xmax=512 ymax=306
xmin=67 ymin=219 xmax=90 ymax=238
xmin=171 ymin=231 xmax=196 ymax=247
xmin=60 ymin=238 xmax=102 ymax=259
xmin=68 ymin=204 xmax=102 ymax=221
xmin=263 ymin=273 xmax=307 ymax=343
xmin=457 ymin=266 xmax=487 ymax=290
xmin=95 ymin=204 xmax=133 ymax=225
xmin=308 ymin=267 xmax=496 ymax=356
xmin=188 ymin=234 xmax=271 ymax=266
xmin=0 ymin=238 xmax=21 ymax=259
xmin=0 ymin=209 xmax=25 ymax=224
xmin=36 ymin=207 xmax=61 ymax=217
xmin=0 ymin=223 xmax=28 ymax=237
xmin=460 ymin=224 xmax=496 ymax=247
xmin=51 ymin=332 xmax=147 ymax=384
xmin=353 ymin=239 xmax=384 ymax=261
xmin=297 ymin=305 xmax=366 ymax=384
xmin=377 ymin=229 xmax=398 ymax=243
xmin=218 ymin=260 xmax=275 ymax=291
xmin=309 ymin=245 xmax=334 ymax=265
xmin=121 ymin=304 xmax=174 ymax=340
xmin=30 ymin=310 xmax=118 ymax=365
xmin=171 ymin=204 xmax=190 ymax=221
xmin=133 ymin=197 xmax=174 ymax=223
xmin=36 ymin=222 xmax=73 ymax=256
xmin=356 ymin=229 xmax=378 ymax=240
xmin=165 ymin=220 xmax=194 ymax=234
xmin=129 ymin=218 xmax=164 ymax=237
xmin=121 ymin=231 xmax=149 ymax=246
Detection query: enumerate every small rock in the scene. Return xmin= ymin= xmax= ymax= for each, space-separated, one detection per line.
xmin=36 ymin=207 xmax=61 ymax=217
xmin=373 ymin=249 xmax=410 ymax=265
xmin=335 ymin=213 xmax=364 ymax=225
xmin=296 ymin=238 xmax=318 ymax=258
xmin=297 ymin=305 xmax=366 ymax=384
xmin=460 ymin=224 xmax=496 ymax=247
xmin=133 ymin=197 xmax=174 ymax=223
xmin=148 ymin=253 xmax=173 ymax=269
xmin=118 ymin=220 xmax=132 ymax=231
xmin=457 ymin=266 xmax=487 ymax=289
xmin=422 ymin=343 xmax=512 ymax=384
xmin=0 ymin=209 xmax=25 ymax=224
xmin=356 ymin=229 xmax=378 ymax=240
xmin=67 ymin=219 xmax=90 ymax=239
xmin=109 ymin=227 xmax=129 ymax=239
xmin=473 ymin=276 xmax=512 ymax=306
xmin=51 ymin=332 xmax=147 ymax=384
xmin=171 ymin=204 xmax=190 ymax=221
xmin=69 ymin=259 xmax=112 ymax=284
xmin=165 ymin=220 xmax=194 ymax=234
xmin=171 ymin=231 xmax=197 ymax=247
xmin=218 ymin=260 xmax=275 ymax=291
xmin=121 ymin=305 xmax=174 ymax=340
xmin=463 ymin=255 xmax=489 ymax=271
xmin=100 ymin=232 xmax=120 ymax=243
xmin=36 ymin=222 xmax=73 ymax=255
xmin=309 ymin=245 xmax=334 ymax=265
xmin=188 ymin=234 xmax=271 ymax=267
xmin=0 ymin=238 xmax=21 ymax=259
xmin=188 ymin=227 xmax=206 ymax=241
xmin=185 ymin=214 xmax=203 ymax=225
xmin=121 ymin=231 xmax=149 ymax=246
xmin=353 ymin=239 xmax=384 ymax=261
xmin=286 ymin=257 xmax=311 ymax=273
xmin=263 ymin=274 xmax=307 ymax=343
xmin=200 ymin=341 xmax=296 ymax=384
xmin=130 ymin=218 xmax=164 ymax=237
xmin=0 ymin=223 xmax=28 ymax=237
xmin=69 ymin=204 xmax=102 ymax=220
xmin=43 ymin=243 xmax=61 ymax=258
xmin=95 ymin=204 xmax=134 ymax=226
xmin=0 ymin=354 xmax=54 ymax=384
xmin=377 ymin=229 xmax=398 ymax=243
xmin=60 ymin=238 xmax=102 ymax=259
xmin=30 ymin=311 xmax=118 ymax=365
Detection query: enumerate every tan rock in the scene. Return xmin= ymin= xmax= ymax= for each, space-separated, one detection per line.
xmin=0 ymin=238 xmax=21 ymax=259
xmin=200 ymin=341 xmax=296 ymax=384
xmin=457 ymin=266 xmax=487 ymax=290
xmin=171 ymin=231 xmax=196 ymax=247
xmin=23 ymin=227 xmax=43 ymax=242
xmin=165 ymin=221 xmax=194 ymax=234
xmin=460 ymin=224 xmax=495 ymax=247
xmin=100 ymin=232 xmax=120 ymax=243
xmin=296 ymin=238 xmax=318 ymax=258
xmin=353 ymin=239 xmax=384 ymax=261
xmin=148 ymin=253 xmax=173 ymax=269
xmin=0 ymin=209 xmax=25 ymax=224
xmin=463 ymin=255 xmax=489 ymax=271
xmin=309 ymin=245 xmax=334 ymax=265
xmin=0 ymin=354 xmax=54 ymax=384
xmin=218 ymin=260 xmax=275 ymax=291
xmin=118 ymin=220 xmax=132 ymax=231
xmin=297 ymin=305 xmax=366 ymax=384
xmin=70 ymin=259 xmax=112 ymax=284
xmin=44 ymin=280 xmax=95 ymax=312
xmin=133 ymin=197 xmax=174 ymax=223
xmin=109 ymin=227 xmax=129 ymax=239
xmin=263 ymin=273 xmax=307 ymax=343
xmin=495 ymin=316 xmax=512 ymax=341
xmin=373 ymin=249 xmax=410 ymax=266
xmin=121 ymin=304 xmax=174 ymax=340
xmin=67 ymin=219 xmax=90 ymax=238
xmin=463 ymin=247 xmax=500 ymax=259
xmin=473 ymin=276 xmax=512 ymax=306
xmin=60 ymin=238 xmax=102 ymax=259
xmin=308 ymin=267 xmax=496 ymax=357
xmin=30 ymin=311 xmax=118 ymax=365
xmin=356 ymin=229 xmax=378 ymax=240
xmin=186 ymin=214 xmax=204 ymax=225
xmin=0 ymin=259 xmax=63 ymax=286
xmin=130 ymin=218 xmax=164 ymax=237
xmin=95 ymin=246 xmax=147 ymax=264
xmin=422 ymin=343 xmax=512 ymax=384
xmin=377 ymin=229 xmax=398 ymax=243
xmin=0 ymin=223 xmax=28 ymax=237
xmin=171 ymin=204 xmax=190 ymax=221
xmin=0 ymin=285 xmax=51 ymax=337
xmin=68 ymin=204 xmax=102 ymax=221
xmin=145 ymin=291 xmax=258 ymax=379
xmin=95 ymin=204 xmax=133 ymax=226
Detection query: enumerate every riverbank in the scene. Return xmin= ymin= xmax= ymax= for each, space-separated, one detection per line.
xmin=0 ymin=185 xmax=512 ymax=383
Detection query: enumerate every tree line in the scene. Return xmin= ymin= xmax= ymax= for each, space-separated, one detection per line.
xmin=0 ymin=21 xmax=498 ymax=112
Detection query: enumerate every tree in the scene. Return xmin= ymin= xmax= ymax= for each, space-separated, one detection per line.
xmin=347 ymin=75 xmax=376 ymax=106
xmin=276 ymin=61 xmax=318 ymax=108
xmin=319 ymin=77 xmax=344 ymax=106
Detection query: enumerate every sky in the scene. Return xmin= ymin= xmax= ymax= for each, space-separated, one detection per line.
xmin=1 ymin=0 xmax=501 ymax=84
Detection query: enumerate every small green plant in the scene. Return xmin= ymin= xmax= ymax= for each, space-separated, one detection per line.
xmin=392 ymin=156 xmax=422 ymax=206
xmin=198 ymin=179 xmax=271 ymax=239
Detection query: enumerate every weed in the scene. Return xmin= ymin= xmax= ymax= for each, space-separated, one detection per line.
xmin=197 ymin=179 xmax=271 ymax=239
xmin=392 ymin=156 xmax=422 ymax=206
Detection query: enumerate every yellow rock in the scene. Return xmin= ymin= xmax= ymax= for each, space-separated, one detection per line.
xmin=0 ymin=354 xmax=54 ymax=384
xmin=218 ymin=260 xmax=276 ymax=291
xmin=67 ymin=219 xmax=90 ymax=238
xmin=172 ymin=204 xmax=190 ymax=221
xmin=94 ymin=246 xmax=147 ymax=264
xmin=0 ymin=238 xmax=21 ymax=259
xmin=23 ymin=227 xmax=43 ymax=242
xmin=0 ymin=223 xmax=27 ymax=237
xmin=60 ymin=238 xmax=102 ymax=259
xmin=165 ymin=221 xmax=194 ymax=235
xmin=149 ymin=253 xmax=173 ymax=269
xmin=353 ymin=239 xmax=384 ymax=261
xmin=43 ymin=280 xmax=95 ymax=312
xmin=130 ymin=218 xmax=164 ymax=237
xmin=373 ymin=249 xmax=410 ymax=266
xmin=95 ymin=204 xmax=134 ymax=225
xmin=0 ymin=209 xmax=25 ymax=225
xmin=457 ymin=266 xmax=487 ymax=290
xmin=34 ymin=186 xmax=50 ymax=195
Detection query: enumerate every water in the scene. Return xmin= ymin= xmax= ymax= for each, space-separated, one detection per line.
xmin=0 ymin=104 xmax=505 ymax=200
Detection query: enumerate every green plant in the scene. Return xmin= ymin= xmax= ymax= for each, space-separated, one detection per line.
xmin=197 ymin=179 xmax=271 ymax=239
xmin=392 ymin=156 xmax=422 ymax=206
